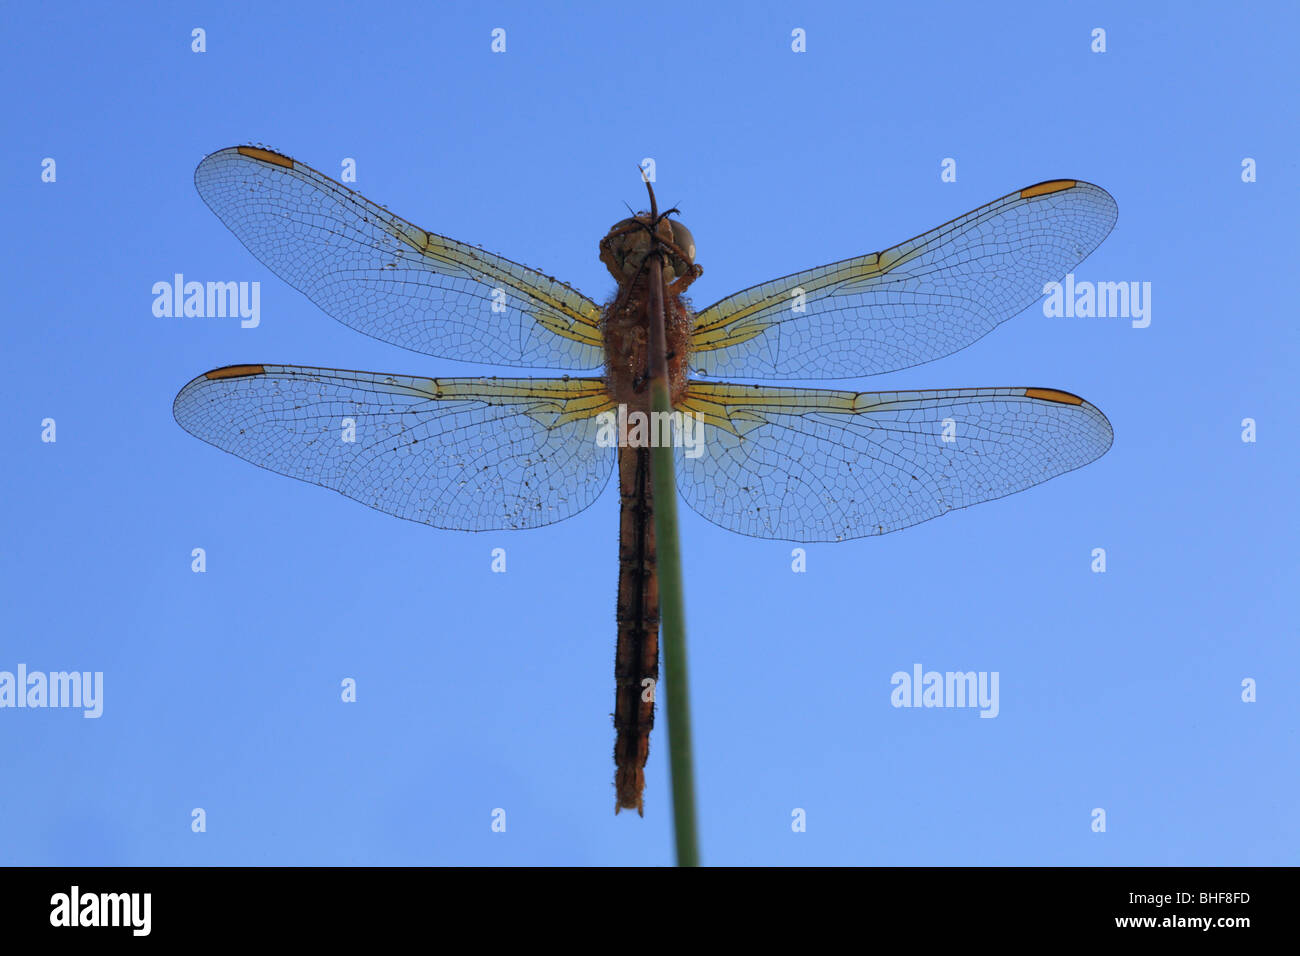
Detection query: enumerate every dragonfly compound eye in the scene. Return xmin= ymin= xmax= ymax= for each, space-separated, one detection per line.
xmin=668 ymin=220 xmax=695 ymax=265
xmin=600 ymin=217 xmax=652 ymax=280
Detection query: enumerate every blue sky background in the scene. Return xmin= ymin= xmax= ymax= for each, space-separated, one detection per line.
xmin=2 ymin=1 xmax=1295 ymax=865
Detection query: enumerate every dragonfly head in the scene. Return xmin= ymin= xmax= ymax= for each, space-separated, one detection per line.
xmin=600 ymin=214 xmax=697 ymax=285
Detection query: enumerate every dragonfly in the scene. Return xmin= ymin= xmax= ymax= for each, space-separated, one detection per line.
xmin=174 ymin=145 xmax=1117 ymax=815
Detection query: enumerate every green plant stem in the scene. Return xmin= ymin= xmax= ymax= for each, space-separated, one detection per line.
xmin=649 ymin=378 xmax=698 ymax=867
xmin=646 ymin=251 xmax=699 ymax=867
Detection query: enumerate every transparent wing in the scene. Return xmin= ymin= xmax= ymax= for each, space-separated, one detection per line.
xmin=194 ymin=146 xmax=605 ymax=369
xmin=691 ymin=181 xmax=1117 ymax=379
xmin=675 ymin=382 xmax=1112 ymax=541
xmin=173 ymin=364 xmax=616 ymax=530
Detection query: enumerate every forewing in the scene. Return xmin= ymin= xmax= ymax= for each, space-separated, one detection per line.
xmin=691 ymin=181 xmax=1117 ymax=379
xmin=675 ymin=382 xmax=1112 ymax=541
xmin=194 ymin=146 xmax=605 ymax=369
xmin=174 ymin=365 xmax=615 ymax=530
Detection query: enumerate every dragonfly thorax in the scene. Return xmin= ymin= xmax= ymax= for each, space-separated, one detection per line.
xmin=598 ymin=211 xmax=697 ymax=414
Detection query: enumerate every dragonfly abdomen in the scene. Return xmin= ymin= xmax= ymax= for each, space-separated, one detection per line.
xmin=613 ymin=444 xmax=660 ymax=815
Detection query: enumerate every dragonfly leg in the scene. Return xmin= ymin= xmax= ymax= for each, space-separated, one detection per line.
xmin=667 ymin=263 xmax=703 ymax=295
